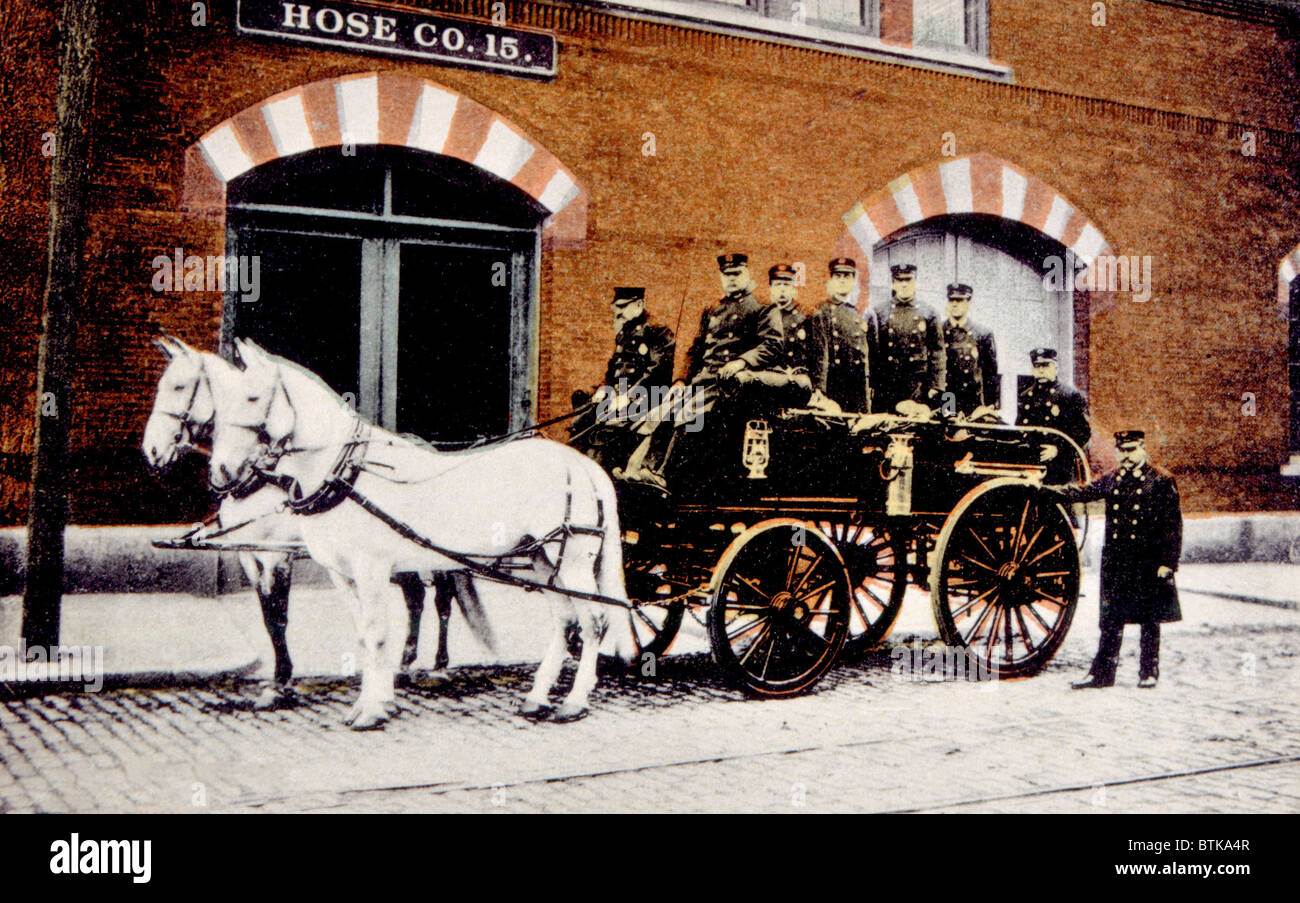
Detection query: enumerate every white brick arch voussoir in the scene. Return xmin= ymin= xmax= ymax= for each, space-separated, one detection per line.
xmin=183 ymin=72 xmax=586 ymax=244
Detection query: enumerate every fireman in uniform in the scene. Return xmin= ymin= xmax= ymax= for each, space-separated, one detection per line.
xmin=733 ymin=263 xmax=814 ymax=408
xmin=873 ymin=263 xmax=946 ymax=415
xmin=1016 ymin=347 xmax=1091 ymax=478
xmin=1057 ymin=431 xmax=1183 ymax=688
xmin=622 ymin=253 xmax=783 ymax=490
xmin=941 ymin=282 xmax=1000 ymax=420
xmin=805 ymin=258 xmax=877 ymax=414
xmin=569 ymin=286 xmax=675 ymax=470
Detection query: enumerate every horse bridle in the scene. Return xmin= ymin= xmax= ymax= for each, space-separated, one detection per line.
xmin=222 ymin=361 xmax=372 ymax=512
xmin=153 ymin=358 xmax=212 ymax=459
xmin=220 ymin=360 xmax=294 ymax=476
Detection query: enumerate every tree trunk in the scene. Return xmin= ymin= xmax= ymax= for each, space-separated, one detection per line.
xmin=22 ymin=0 xmax=102 ymax=651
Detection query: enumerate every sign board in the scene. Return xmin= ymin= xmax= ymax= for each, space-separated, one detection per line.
xmin=236 ymin=0 xmax=557 ymax=79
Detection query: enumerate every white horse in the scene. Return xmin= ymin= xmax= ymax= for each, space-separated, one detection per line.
xmin=141 ymin=337 xmax=492 ymax=709
xmin=207 ymin=339 xmax=635 ymax=728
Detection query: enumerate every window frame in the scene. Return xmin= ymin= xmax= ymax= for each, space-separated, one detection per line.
xmin=583 ymin=0 xmax=1009 ymax=81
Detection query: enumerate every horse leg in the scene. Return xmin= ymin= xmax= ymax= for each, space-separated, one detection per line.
xmin=394 ymin=572 xmax=425 ymax=672
xmin=552 ymin=533 xmax=606 ymax=722
xmin=555 ymin=604 xmax=600 ymax=723
xmin=323 ymin=569 xmax=368 ymax=726
xmin=521 ymin=601 xmax=568 ymax=720
xmin=243 ymin=552 xmax=294 ymax=711
xmin=432 ymin=572 xmax=453 ymax=673
xmin=349 ymin=566 xmax=402 ymax=731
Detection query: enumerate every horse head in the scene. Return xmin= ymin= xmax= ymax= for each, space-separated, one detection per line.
xmin=142 ymin=335 xmax=216 ymax=472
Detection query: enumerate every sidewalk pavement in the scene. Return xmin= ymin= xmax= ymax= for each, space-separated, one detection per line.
xmin=0 ymin=564 xmax=1295 ymax=687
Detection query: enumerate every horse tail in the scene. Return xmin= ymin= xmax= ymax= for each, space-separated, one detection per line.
xmin=450 ymin=572 xmax=498 ymax=655
xmin=589 ymin=465 xmax=636 ymax=664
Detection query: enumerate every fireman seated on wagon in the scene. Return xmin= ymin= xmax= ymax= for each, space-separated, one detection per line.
xmin=619 ymin=253 xmax=786 ymax=492
xmin=568 ymin=286 xmax=676 ymax=471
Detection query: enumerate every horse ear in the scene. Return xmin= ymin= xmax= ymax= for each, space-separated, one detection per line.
xmin=152 ymin=336 xmax=174 ymax=359
xmin=235 ymin=338 xmax=271 ymax=372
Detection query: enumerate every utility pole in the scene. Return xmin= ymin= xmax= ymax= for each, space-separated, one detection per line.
xmin=22 ymin=0 xmax=102 ymax=651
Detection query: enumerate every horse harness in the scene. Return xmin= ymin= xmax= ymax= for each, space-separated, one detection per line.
xmin=254 ymin=413 xmax=629 ymax=611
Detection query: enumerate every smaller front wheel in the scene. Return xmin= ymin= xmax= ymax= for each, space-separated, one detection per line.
xmin=708 ymin=520 xmax=851 ymax=697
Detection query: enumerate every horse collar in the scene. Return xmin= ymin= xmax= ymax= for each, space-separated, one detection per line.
xmin=282 ymin=418 xmax=371 ymax=515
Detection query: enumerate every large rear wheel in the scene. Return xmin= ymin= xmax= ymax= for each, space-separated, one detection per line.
xmin=931 ymin=481 xmax=1080 ymax=678
xmin=708 ymin=519 xmax=851 ymax=697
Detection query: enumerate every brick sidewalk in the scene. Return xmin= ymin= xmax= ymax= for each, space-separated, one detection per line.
xmin=1 ymin=614 xmax=1296 ymax=813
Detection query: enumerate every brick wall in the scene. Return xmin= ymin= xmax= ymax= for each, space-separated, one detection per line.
xmin=0 ymin=0 xmax=1297 ymax=524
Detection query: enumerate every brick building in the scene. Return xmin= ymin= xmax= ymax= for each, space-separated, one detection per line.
xmin=0 ymin=0 xmax=1297 ymax=526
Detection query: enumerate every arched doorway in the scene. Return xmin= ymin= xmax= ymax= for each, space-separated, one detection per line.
xmin=869 ymin=214 xmax=1078 ymax=413
xmin=840 ymin=152 xmax=1113 ymax=409
xmin=182 ymin=73 xmax=588 ymax=443
xmin=224 ymin=145 xmax=546 ymax=443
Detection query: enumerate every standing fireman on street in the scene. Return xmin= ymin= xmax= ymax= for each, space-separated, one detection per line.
xmin=1058 ymin=431 xmax=1183 ymax=688
xmin=941 ymin=282 xmax=999 ymax=419
xmin=873 ymin=263 xmax=946 ymax=415
xmin=569 ymin=286 xmax=675 ymax=470
xmin=806 ymin=258 xmax=877 ymax=414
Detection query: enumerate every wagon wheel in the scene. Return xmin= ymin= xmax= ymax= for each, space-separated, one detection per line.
xmin=708 ymin=519 xmax=851 ymax=697
xmin=930 ymin=480 xmax=1080 ymax=678
xmin=622 ymin=553 xmax=687 ymax=658
xmin=818 ymin=520 xmax=907 ymax=655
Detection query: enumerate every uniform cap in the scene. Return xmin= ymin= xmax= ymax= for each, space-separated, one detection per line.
xmin=1114 ymin=429 xmax=1145 ymax=446
xmin=946 ymin=282 xmax=973 ymax=299
xmin=717 ymin=253 xmax=749 ymax=272
xmin=1029 ymin=347 xmax=1058 ymax=363
xmin=768 ymin=264 xmax=798 ymax=284
xmin=890 ymin=263 xmax=917 ymax=278
xmin=828 ymin=257 xmax=857 ymax=275
xmin=611 ymin=287 xmax=645 ymax=306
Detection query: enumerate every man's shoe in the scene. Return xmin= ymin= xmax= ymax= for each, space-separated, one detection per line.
xmin=1071 ymin=676 xmax=1113 ymax=689
xmin=1137 ymin=676 xmax=1157 ymax=688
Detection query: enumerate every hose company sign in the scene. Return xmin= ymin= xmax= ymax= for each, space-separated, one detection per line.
xmin=236 ymin=0 xmax=557 ymax=79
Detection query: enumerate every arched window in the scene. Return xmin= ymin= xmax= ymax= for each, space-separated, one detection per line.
xmin=225 ymin=145 xmax=547 ymax=443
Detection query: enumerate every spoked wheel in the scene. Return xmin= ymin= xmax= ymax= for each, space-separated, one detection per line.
xmin=623 ymin=551 xmax=687 ymax=658
xmin=819 ymin=520 xmax=907 ymax=655
xmin=708 ymin=519 xmax=851 ymax=697
xmin=931 ymin=480 xmax=1080 ymax=678
xmin=629 ymin=600 xmax=686 ymax=658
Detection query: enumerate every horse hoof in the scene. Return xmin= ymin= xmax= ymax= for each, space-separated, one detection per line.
xmin=348 ymin=703 xmax=390 ymax=731
xmin=519 ymin=700 xmax=552 ymax=721
xmin=552 ymin=704 xmax=589 ymax=723
xmin=253 ymin=685 xmax=290 ymax=711
xmin=407 ymin=669 xmax=452 ymax=690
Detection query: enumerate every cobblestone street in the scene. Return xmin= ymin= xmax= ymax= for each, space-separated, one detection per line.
xmin=2 ymin=579 xmax=1297 ymax=814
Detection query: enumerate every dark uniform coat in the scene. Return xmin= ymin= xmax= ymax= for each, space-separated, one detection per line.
xmin=685 ymin=289 xmax=784 ymax=383
xmin=806 ymin=301 xmax=877 ymax=413
xmin=874 ymin=299 xmax=946 ymax=413
xmin=570 ymin=313 xmax=674 ymax=468
xmin=1060 ymin=464 xmax=1183 ymax=624
xmin=942 ymin=319 xmax=999 ymax=414
xmin=1016 ymin=379 xmax=1091 ymax=451
xmin=603 ymin=313 xmax=675 ymax=392
xmin=775 ymin=307 xmax=812 ymax=377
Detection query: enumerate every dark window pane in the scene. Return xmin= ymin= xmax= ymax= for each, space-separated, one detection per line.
xmin=390 ymin=153 xmax=547 ymax=226
xmin=231 ymin=229 xmax=363 ymax=403
xmin=395 ymin=243 xmax=513 ymax=442
xmin=229 ymin=147 xmax=385 ymax=214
